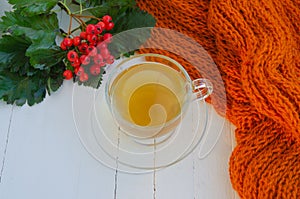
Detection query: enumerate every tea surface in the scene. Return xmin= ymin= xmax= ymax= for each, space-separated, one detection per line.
xmin=110 ymin=62 xmax=186 ymax=127
xmin=129 ymin=83 xmax=180 ymax=126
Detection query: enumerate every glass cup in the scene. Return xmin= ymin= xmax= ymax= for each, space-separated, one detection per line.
xmin=105 ymin=53 xmax=213 ymax=142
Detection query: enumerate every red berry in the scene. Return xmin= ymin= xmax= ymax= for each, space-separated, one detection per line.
xmin=102 ymin=15 xmax=112 ymax=24
xmin=94 ymin=24 xmax=103 ymax=34
xmin=86 ymin=24 xmax=97 ymax=35
xmin=63 ymin=38 xmax=73 ymax=47
xmin=99 ymin=62 xmax=106 ymax=67
xmin=97 ymin=21 xmax=106 ymax=30
xmin=73 ymin=36 xmax=81 ymax=46
xmin=90 ymin=65 xmax=101 ymax=75
xmin=75 ymin=67 xmax=85 ymax=76
xmin=80 ymin=32 xmax=87 ymax=40
xmin=70 ymin=58 xmax=81 ymax=67
xmin=100 ymin=47 xmax=110 ymax=59
xmin=97 ymin=42 xmax=107 ymax=50
xmin=93 ymin=54 xmax=104 ymax=65
xmin=79 ymin=73 xmax=89 ymax=82
xmin=105 ymin=22 xmax=114 ymax=31
xmin=103 ymin=33 xmax=112 ymax=43
xmin=67 ymin=50 xmax=78 ymax=61
xmin=98 ymin=35 xmax=104 ymax=43
xmin=74 ymin=67 xmax=79 ymax=75
xmin=78 ymin=42 xmax=88 ymax=53
xmin=105 ymin=55 xmax=114 ymax=64
xmin=63 ymin=70 xmax=73 ymax=80
xmin=80 ymin=55 xmax=90 ymax=65
xmin=87 ymin=34 xmax=98 ymax=44
xmin=86 ymin=45 xmax=97 ymax=57
xmin=60 ymin=41 xmax=67 ymax=50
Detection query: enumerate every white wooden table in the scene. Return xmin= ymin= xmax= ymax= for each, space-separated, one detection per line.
xmin=0 ymin=1 xmax=237 ymax=198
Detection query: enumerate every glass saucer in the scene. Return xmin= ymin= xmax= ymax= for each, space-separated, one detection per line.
xmin=72 ymin=73 xmax=208 ymax=174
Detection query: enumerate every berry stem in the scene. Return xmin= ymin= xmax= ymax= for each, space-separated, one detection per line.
xmin=58 ymin=1 xmax=104 ymax=35
xmin=72 ymin=14 xmax=87 ymax=29
xmin=79 ymin=0 xmax=83 ymax=14
xmin=47 ymin=77 xmax=54 ymax=94
xmin=70 ymin=26 xmax=81 ymax=34
xmin=68 ymin=14 xmax=74 ymax=35
xmin=58 ymin=1 xmax=71 ymax=15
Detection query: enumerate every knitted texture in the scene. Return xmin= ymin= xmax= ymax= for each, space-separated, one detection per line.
xmin=136 ymin=0 xmax=300 ymax=198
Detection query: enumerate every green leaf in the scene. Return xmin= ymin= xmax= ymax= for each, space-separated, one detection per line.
xmin=0 ymin=11 xmax=31 ymax=32
xmin=0 ymin=10 xmax=64 ymax=105
xmin=86 ymin=0 xmax=136 ymax=20
xmin=0 ymin=61 xmax=64 ymax=106
xmin=76 ymin=66 xmax=105 ymax=88
xmin=0 ymin=0 xmax=156 ymax=106
xmin=111 ymin=8 xmax=156 ymax=34
xmin=47 ymin=77 xmax=64 ymax=95
xmin=26 ymin=47 xmax=66 ymax=70
xmin=0 ymin=69 xmax=46 ymax=106
xmin=73 ymin=0 xmax=135 ymax=10
xmin=47 ymin=77 xmax=63 ymax=94
xmin=46 ymin=60 xmax=65 ymax=94
xmin=0 ymin=11 xmax=59 ymax=33
xmin=8 ymin=0 xmax=58 ymax=16
xmin=77 ymin=4 xmax=109 ymax=16
xmin=9 ymin=26 xmax=64 ymax=70
xmin=0 ymin=12 xmax=62 ymax=70
xmin=9 ymin=26 xmax=57 ymax=51
xmin=87 ymin=3 xmax=155 ymax=57
xmin=108 ymin=28 xmax=152 ymax=58
xmin=107 ymin=8 xmax=155 ymax=57
xmin=0 ymin=35 xmax=31 ymax=73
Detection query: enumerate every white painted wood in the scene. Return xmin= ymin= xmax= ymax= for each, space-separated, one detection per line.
xmin=0 ymin=102 xmax=13 ymax=183
xmin=193 ymin=105 xmax=236 ymax=199
xmin=116 ymin=172 xmax=154 ymax=199
xmin=0 ymin=88 xmax=237 ymax=199
xmin=0 ymin=0 xmax=11 ymax=17
xmin=155 ymin=154 xmax=195 ymax=199
xmin=0 ymin=82 xmax=115 ymax=199
xmin=0 ymin=0 xmax=14 ymax=186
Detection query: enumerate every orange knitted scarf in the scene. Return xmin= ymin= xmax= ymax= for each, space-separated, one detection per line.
xmin=137 ymin=0 xmax=300 ymax=198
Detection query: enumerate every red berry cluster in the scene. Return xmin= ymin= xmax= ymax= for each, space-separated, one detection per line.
xmin=61 ymin=15 xmax=114 ymax=82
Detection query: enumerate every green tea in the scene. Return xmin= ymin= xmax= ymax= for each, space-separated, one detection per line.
xmin=110 ymin=62 xmax=186 ymax=127
xmin=129 ymin=83 xmax=180 ymax=126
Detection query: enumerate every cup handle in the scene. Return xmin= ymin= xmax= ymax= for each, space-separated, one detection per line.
xmin=192 ymin=78 xmax=213 ymax=100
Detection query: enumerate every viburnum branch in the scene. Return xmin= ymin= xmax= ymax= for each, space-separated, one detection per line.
xmin=71 ymin=14 xmax=87 ymax=29
xmin=58 ymin=1 xmax=71 ymax=15
xmin=68 ymin=14 xmax=73 ymax=35
xmin=79 ymin=0 xmax=83 ymax=14
xmin=70 ymin=26 xmax=81 ymax=34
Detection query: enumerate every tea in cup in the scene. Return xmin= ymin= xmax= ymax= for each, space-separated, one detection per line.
xmin=105 ymin=53 xmax=213 ymax=141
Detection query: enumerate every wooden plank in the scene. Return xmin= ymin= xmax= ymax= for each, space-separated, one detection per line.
xmin=155 ymin=155 xmax=195 ymax=199
xmin=0 ymin=0 xmax=11 ymax=17
xmin=116 ymin=172 xmax=154 ymax=199
xmin=0 ymin=0 xmax=14 ymax=187
xmin=193 ymin=104 xmax=236 ymax=199
xmin=0 ymin=82 xmax=115 ymax=199
xmin=0 ymin=103 xmax=13 ymax=184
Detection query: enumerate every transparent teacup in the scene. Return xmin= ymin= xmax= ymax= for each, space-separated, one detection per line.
xmin=105 ymin=53 xmax=213 ymax=143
